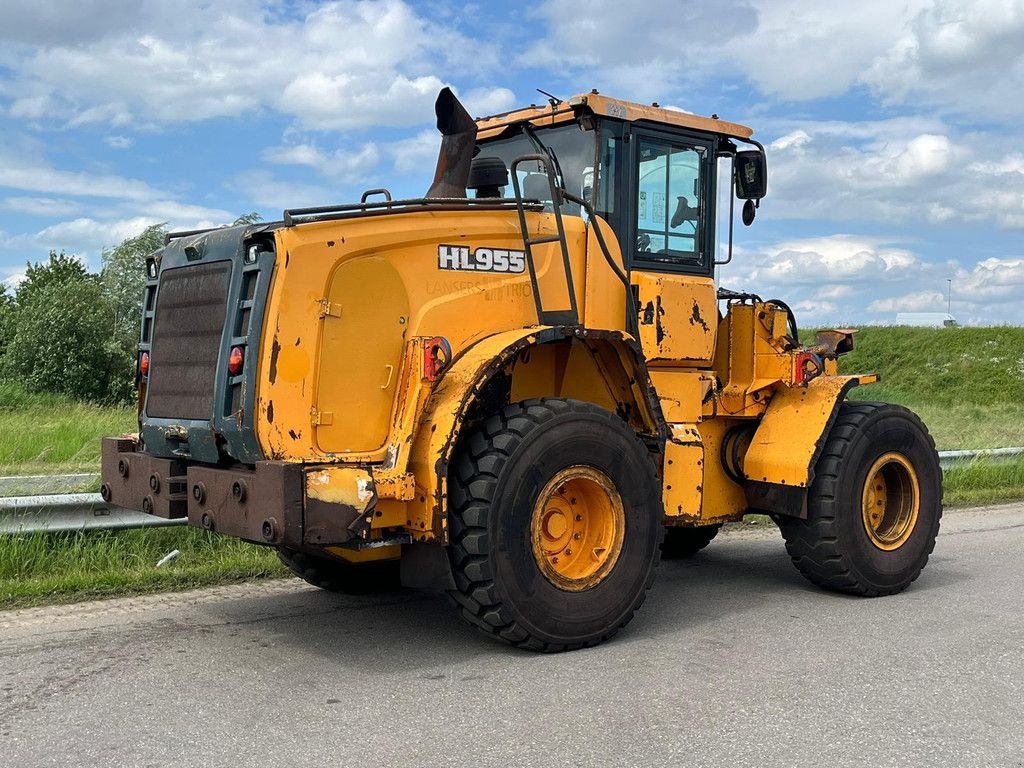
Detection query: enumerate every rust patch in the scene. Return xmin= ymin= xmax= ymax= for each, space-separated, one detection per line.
xmin=655 ymin=297 xmax=666 ymax=345
xmin=285 ymin=251 xmax=289 ymax=267
xmin=267 ymin=401 xmax=274 ymax=423
xmin=269 ymin=335 xmax=281 ymax=384
xmin=295 ymin=337 xmax=301 ymax=346
xmin=690 ymin=300 xmax=710 ymax=333
xmin=288 ymin=429 xmax=300 ymax=440
xmin=327 ymin=240 xmax=335 ymax=247
xmin=641 ymin=301 xmax=655 ymax=325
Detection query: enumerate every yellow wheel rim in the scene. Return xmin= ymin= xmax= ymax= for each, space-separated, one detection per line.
xmin=531 ymin=466 xmax=626 ymax=592
xmin=861 ymin=452 xmax=921 ymax=551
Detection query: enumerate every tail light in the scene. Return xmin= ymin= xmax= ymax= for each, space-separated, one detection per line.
xmin=423 ymin=337 xmax=452 ymax=382
xmin=228 ymin=346 xmax=244 ymax=376
xmin=139 ymin=351 xmax=150 ymax=378
xmin=794 ymin=351 xmax=824 ymax=385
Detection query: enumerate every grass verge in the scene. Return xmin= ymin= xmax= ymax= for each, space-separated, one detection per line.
xmin=943 ymin=457 xmax=1024 ymax=507
xmin=0 ymin=381 xmax=135 ymax=476
xmin=0 ymin=526 xmax=289 ymax=611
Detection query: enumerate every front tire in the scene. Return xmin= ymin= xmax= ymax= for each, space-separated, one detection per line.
xmin=447 ymin=398 xmax=664 ymax=652
xmin=777 ymin=402 xmax=942 ymax=596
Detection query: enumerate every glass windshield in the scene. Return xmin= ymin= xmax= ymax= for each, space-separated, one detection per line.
xmin=475 ymin=122 xmax=596 ymax=217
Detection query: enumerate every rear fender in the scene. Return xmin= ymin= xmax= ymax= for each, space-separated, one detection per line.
xmin=407 ymin=326 xmax=664 ymax=543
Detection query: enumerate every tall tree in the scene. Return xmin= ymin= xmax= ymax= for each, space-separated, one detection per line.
xmin=233 ymin=212 xmax=263 ymax=225
xmin=16 ymin=251 xmax=93 ymax=307
xmin=101 ymin=223 xmax=167 ymax=347
xmin=0 ymin=282 xmax=14 ymax=359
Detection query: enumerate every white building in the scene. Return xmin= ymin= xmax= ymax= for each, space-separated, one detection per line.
xmin=895 ymin=312 xmax=958 ymax=327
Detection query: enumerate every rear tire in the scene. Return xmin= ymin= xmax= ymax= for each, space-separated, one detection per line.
xmin=661 ymin=525 xmax=721 ymax=558
xmin=276 ymin=547 xmax=401 ymax=594
xmin=447 ymin=398 xmax=664 ymax=652
xmin=776 ymin=401 xmax=942 ymax=596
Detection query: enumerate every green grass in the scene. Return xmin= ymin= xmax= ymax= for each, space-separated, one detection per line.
xmin=0 ymin=526 xmax=288 ymax=610
xmin=0 ymin=381 xmax=135 ymax=476
xmin=837 ymin=326 xmax=1024 ymax=450
xmin=943 ymin=457 xmax=1024 ymax=507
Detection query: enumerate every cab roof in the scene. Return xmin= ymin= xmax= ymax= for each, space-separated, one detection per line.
xmin=475 ymin=91 xmax=754 ymax=141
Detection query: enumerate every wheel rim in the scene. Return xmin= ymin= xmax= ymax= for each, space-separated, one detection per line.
xmin=861 ymin=452 xmax=921 ymax=551
xmin=531 ymin=466 xmax=626 ymax=592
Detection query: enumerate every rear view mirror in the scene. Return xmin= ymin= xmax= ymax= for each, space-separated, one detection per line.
xmin=734 ymin=150 xmax=767 ymax=200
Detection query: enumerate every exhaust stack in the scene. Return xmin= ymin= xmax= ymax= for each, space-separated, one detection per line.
xmin=426 ymin=88 xmax=477 ymax=198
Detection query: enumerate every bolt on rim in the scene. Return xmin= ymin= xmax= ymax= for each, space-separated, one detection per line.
xmin=530 ymin=466 xmax=626 ymax=591
xmin=861 ymin=451 xmax=921 ymax=551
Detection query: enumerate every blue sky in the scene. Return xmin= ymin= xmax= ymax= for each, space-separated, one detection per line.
xmin=0 ymin=0 xmax=1022 ymax=325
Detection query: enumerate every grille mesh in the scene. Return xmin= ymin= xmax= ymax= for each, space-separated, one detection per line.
xmin=146 ymin=261 xmax=231 ymax=420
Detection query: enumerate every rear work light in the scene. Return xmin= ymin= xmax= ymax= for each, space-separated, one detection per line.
xmin=228 ymin=346 xmax=244 ymax=376
xmin=139 ymin=351 xmax=150 ymax=377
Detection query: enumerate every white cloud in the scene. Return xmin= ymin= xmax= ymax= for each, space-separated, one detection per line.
xmin=722 ymin=234 xmax=1024 ymax=325
xmin=279 ymin=73 xmax=445 ymax=131
xmin=528 ymin=0 xmax=1024 ymax=120
xmin=263 ymin=141 xmax=381 ymax=183
xmin=525 ymin=0 xmax=756 ymax=99
xmin=0 ymin=152 xmax=159 ymax=201
xmin=726 ymin=235 xmax=922 ymax=287
xmin=389 ymin=130 xmax=441 ymax=174
xmin=729 ymin=0 xmax=927 ymax=100
xmin=1 ymin=196 xmax=82 ymax=217
xmin=0 ymin=0 xmax=490 ymax=131
xmin=761 ymin=117 xmax=1024 ymax=229
xmin=104 ymin=135 xmax=133 ymax=149
xmin=460 ymin=87 xmax=517 ymax=118
xmin=228 ymin=170 xmax=335 ymax=212
xmin=868 ymin=291 xmax=946 ymax=313
xmin=862 ymin=0 xmax=1024 ymax=117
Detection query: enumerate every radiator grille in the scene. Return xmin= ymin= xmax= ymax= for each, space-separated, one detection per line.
xmin=146 ymin=261 xmax=231 ymax=420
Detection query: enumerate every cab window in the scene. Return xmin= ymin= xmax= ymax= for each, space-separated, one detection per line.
xmin=635 ymin=137 xmax=705 ymax=269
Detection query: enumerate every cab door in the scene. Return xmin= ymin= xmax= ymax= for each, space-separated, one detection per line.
xmin=627 ymin=129 xmax=718 ymax=367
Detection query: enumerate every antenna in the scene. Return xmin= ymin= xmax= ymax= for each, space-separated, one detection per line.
xmin=536 ymin=88 xmax=563 ymax=108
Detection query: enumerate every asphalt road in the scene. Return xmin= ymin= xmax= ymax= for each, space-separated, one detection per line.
xmin=2 ymin=504 xmax=1022 ymax=768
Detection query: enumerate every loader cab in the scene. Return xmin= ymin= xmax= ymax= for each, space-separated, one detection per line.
xmin=474 ymin=97 xmax=766 ymax=281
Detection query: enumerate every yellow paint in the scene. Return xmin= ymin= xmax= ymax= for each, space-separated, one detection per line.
xmin=662 ymin=424 xmax=704 ymax=520
xmin=649 ymin=370 xmax=712 ymax=423
xmin=582 ymin=217 xmax=629 ymax=331
xmin=305 ymin=465 xmax=376 ymax=507
xmin=325 ymin=544 xmax=401 ymax=563
xmin=245 ymin=187 xmax=881 ymax=546
xmin=861 ymin=452 xmax=920 ymax=551
xmin=372 ymin=499 xmax=409 ymax=529
xmin=509 ymin=341 xmax=620 ymax=417
xmin=530 ymin=466 xmax=626 ymax=591
xmin=696 ymin=419 xmax=750 ymax=523
xmin=255 ymin=209 xmax=590 ymax=465
xmin=743 ymin=375 xmax=864 ymax=488
xmin=316 ymin=256 xmax=409 ymax=453
xmin=634 ymin=274 xmax=717 ymax=365
xmin=475 ymin=93 xmax=754 ymax=141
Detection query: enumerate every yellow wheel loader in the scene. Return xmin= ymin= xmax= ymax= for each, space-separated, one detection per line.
xmin=101 ymin=88 xmax=942 ymax=651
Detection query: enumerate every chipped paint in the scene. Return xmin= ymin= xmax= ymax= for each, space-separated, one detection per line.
xmin=356 ymin=477 xmax=375 ymax=503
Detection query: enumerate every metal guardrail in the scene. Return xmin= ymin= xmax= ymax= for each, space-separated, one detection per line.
xmin=937 ymin=447 xmax=1024 ymax=470
xmin=1 ymin=447 xmax=1022 ymax=535
xmin=0 ymin=493 xmax=185 ymax=535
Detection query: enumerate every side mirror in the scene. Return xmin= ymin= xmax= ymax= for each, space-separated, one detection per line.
xmin=734 ymin=150 xmax=767 ymax=200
